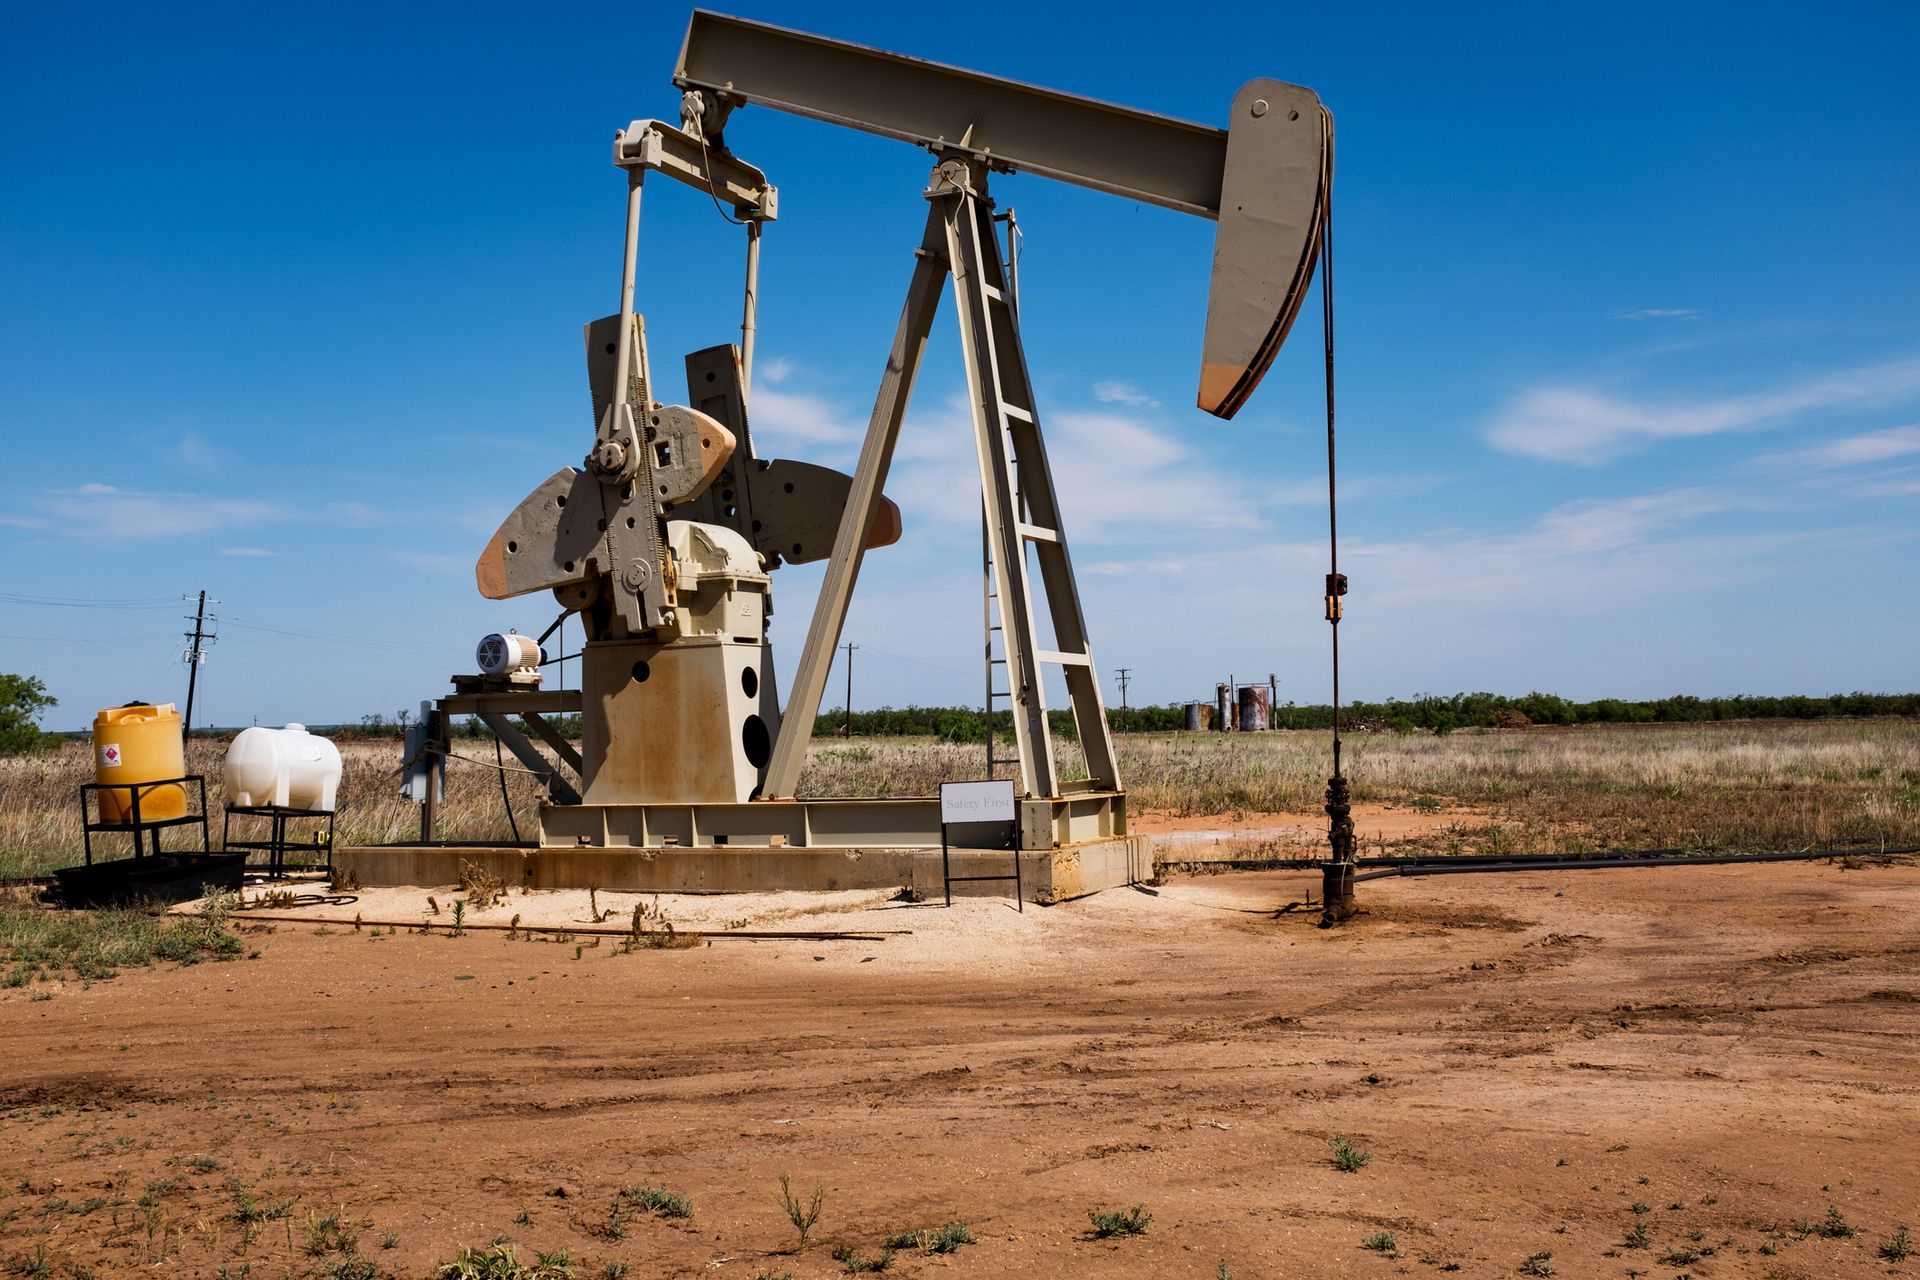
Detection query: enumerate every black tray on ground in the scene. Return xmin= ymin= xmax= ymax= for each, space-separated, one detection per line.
xmin=49 ymin=851 xmax=247 ymax=909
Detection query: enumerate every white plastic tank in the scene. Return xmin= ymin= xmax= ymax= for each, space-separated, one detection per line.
xmin=223 ymin=724 xmax=343 ymax=811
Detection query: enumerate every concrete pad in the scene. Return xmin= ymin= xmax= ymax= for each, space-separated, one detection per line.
xmin=335 ymin=835 xmax=1150 ymax=904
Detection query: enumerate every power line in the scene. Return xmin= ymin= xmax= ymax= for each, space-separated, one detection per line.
xmin=1114 ymin=667 xmax=1131 ymax=733
xmin=222 ymin=615 xmax=445 ymax=658
xmin=0 ymin=632 xmax=176 ymax=643
xmin=0 ymin=591 xmax=179 ymax=610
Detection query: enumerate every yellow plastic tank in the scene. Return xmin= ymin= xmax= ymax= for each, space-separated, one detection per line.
xmin=93 ymin=703 xmax=187 ymax=823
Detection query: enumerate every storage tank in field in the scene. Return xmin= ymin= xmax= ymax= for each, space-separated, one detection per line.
xmin=223 ymin=724 xmax=343 ymax=811
xmin=93 ymin=703 xmax=187 ymax=822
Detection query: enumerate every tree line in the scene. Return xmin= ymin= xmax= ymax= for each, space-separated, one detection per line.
xmin=814 ymin=691 xmax=1920 ymax=741
xmin=4 ymin=674 xmax=1914 ymax=754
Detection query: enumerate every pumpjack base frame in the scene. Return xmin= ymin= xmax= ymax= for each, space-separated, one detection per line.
xmin=337 ymin=794 xmax=1146 ymax=904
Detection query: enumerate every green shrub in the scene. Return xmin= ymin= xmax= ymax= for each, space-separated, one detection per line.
xmin=1329 ymin=1134 xmax=1372 ymax=1173
xmin=1089 ymin=1206 xmax=1151 ymax=1238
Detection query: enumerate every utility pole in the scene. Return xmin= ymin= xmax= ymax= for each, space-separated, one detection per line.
xmin=1114 ymin=667 xmax=1132 ymax=733
xmin=1270 ymin=672 xmax=1279 ymax=732
xmin=842 ymin=642 xmax=858 ymax=738
xmin=181 ymin=591 xmax=217 ymax=741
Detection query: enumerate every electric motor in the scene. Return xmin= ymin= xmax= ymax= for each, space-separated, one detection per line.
xmin=476 ymin=631 xmax=543 ymax=676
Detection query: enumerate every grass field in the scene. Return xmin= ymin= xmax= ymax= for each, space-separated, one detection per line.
xmin=2 ymin=720 xmax=1916 ymax=879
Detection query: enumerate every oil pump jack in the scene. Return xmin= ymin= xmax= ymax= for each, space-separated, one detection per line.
xmin=346 ymin=11 xmax=1332 ymax=900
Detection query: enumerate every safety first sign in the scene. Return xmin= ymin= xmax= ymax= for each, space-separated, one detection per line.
xmin=99 ymin=743 xmax=122 ymax=767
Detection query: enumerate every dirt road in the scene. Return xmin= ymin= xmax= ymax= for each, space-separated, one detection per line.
xmin=4 ymin=861 xmax=1916 ymax=1278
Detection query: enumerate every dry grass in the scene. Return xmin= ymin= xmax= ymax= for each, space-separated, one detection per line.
xmin=2 ymin=720 xmax=1915 ymax=878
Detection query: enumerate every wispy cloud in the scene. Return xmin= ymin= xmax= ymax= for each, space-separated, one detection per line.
xmin=1611 ymin=307 xmax=1702 ymax=321
xmin=1858 ymin=475 xmax=1920 ymax=498
xmin=1487 ymin=354 xmax=1920 ymax=465
xmin=1529 ymin=488 xmax=1731 ymax=553
xmin=173 ymin=431 xmax=236 ymax=470
xmin=886 ymin=397 xmax=1267 ymax=544
xmin=1763 ymin=423 xmax=1920 ymax=468
xmin=220 ymin=546 xmax=277 ymax=557
xmin=37 ymin=485 xmax=288 ymax=540
xmin=751 ymin=384 xmax=859 ymax=451
xmin=1093 ymin=380 xmax=1159 ymax=409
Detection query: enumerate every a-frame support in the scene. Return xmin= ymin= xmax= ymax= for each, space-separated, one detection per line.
xmin=762 ymin=155 xmax=1121 ymax=805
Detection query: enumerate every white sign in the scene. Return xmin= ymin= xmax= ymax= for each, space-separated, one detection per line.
xmin=939 ymin=779 xmax=1016 ymax=824
xmin=99 ymin=743 xmax=122 ymax=768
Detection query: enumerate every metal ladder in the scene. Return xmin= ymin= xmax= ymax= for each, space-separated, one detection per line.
xmin=981 ymin=209 xmax=1022 ymax=783
xmin=942 ymin=162 xmax=1119 ymax=800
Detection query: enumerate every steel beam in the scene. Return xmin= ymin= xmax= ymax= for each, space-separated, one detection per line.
xmin=673 ymin=13 xmax=1330 ymax=422
xmin=479 ymin=711 xmax=582 ymax=806
xmin=675 ymin=10 xmax=1227 ymax=217
xmin=613 ymin=117 xmax=777 ymax=219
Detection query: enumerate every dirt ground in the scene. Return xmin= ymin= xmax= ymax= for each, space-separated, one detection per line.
xmin=4 ymin=860 xmax=1918 ymax=1279
xmin=1134 ymin=802 xmax=1480 ymax=859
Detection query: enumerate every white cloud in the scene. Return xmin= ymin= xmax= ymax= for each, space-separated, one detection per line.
xmin=1529 ymin=488 xmax=1731 ymax=554
xmin=750 ymin=384 xmax=860 ymax=452
xmin=220 ymin=546 xmax=277 ymax=557
xmin=1765 ymin=423 xmax=1920 ymax=468
xmin=1857 ymin=474 xmax=1920 ymax=498
xmin=173 ymin=431 xmax=236 ymax=470
xmin=1487 ymin=355 xmax=1920 ymax=465
xmin=38 ymin=486 xmax=287 ymax=540
xmin=883 ymin=397 xmax=1268 ymax=546
xmin=755 ymin=355 xmax=795 ymax=386
xmin=1092 ymin=380 xmax=1159 ymax=409
xmin=1611 ymin=307 xmax=1702 ymax=321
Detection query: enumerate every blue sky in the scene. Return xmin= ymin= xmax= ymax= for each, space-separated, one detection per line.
xmin=3 ymin=1 xmax=1917 ymax=730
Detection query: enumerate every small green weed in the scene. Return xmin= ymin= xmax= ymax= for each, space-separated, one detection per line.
xmin=777 ymin=1174 xmax=824 ymax=1251
xmin=1659 ymin=1245 xmax=1700 ymax=1265
xmin=886 ymin=1221 xmax=974 ymax=1254
xmin=1797 ymin=1206 xmax=1857 ymax=1239
xmin=228 ymin=1184 xmax=293 ymax=1225
xmin=9 ymin=1244 xmax=53 ymax=1279
xmin=1881 ymin=1225 xmax=1913 ymax=1262
xmin=1518 ymin=1251 xmax=1554 ymax=1276
xmin=1361 ymin=1231 xmax=1398 ymax=1257
xmin=832 ymin=1243 xmax=895 ymax=1273
xmin=433 ymin=1243 xmax=573 ymax=1279
xmin=1089 ymin=1206 xmax=1151 ymax=1238
xmin=305 ymin=1211 xmax=357 ymax=1257
xmin=1329 ymin=1134 xmax=1372 ymax=1173
xmin=622 ymin=1182 xmax=691 ymax=1219
xmin=1623 ymin=1220 xmax=1651 ymax=1249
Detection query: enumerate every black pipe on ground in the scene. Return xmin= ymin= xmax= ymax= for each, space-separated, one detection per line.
xmin=1351 ymin=845 xmax=1919 ymax=883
